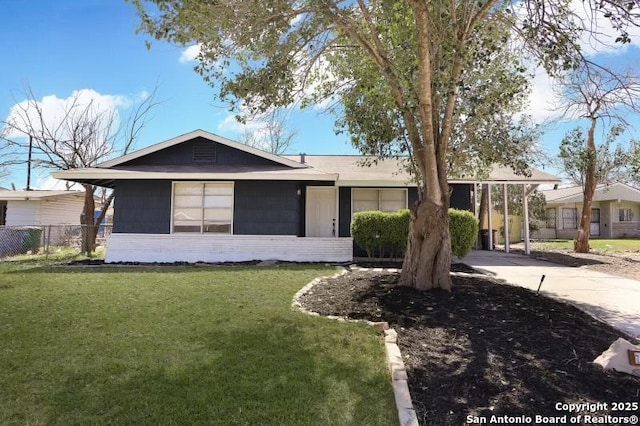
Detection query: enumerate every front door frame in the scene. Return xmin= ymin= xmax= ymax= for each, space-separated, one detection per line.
xmin=305 ymin=186 xmax=339 ymax=237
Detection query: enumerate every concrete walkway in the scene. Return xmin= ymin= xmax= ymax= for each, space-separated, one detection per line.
xmin=462 ymin=250 xmax=640 ymax=339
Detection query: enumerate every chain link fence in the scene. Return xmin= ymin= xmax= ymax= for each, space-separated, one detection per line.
xmin=0 ymin=224 xmax=112 ymax=260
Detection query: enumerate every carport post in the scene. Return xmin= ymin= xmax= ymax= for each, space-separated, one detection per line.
xmin=503 ymin=183 xmax=510 ymax=253
xmin=523 ymin=184 xmax=531 ymax=255
xmin=474 ymin=182 xmax=480 ymax=249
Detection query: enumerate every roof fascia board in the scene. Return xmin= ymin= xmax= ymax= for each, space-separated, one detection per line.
xmin=98 ymin=129 xmax=307 ymax=169
xmin=54 ymin=170 xmax=338 ymax=182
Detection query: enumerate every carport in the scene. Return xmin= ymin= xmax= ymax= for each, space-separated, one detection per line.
xmin=451 ymin=165 xmax=561 ymax=255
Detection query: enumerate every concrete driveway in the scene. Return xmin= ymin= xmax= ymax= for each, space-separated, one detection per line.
xmin=462 ymin=250 xmax=640 ymax=339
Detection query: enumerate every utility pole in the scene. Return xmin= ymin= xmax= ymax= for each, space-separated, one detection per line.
xmin=26 ymin=135 xmax=33 ymax=191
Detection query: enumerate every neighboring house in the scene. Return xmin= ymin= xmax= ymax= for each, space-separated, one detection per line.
xmin=54 ymin=129 xmax=560 ymax=263
xmin=0 ymin=190 xmax=84 ymax=249
xmin=0 ymin=190 xmax=84 ymax=227
xmin=535 ymin=183 xmax=640 ymax=239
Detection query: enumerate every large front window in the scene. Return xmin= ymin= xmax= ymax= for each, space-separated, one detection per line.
xmin=352 ymin=189 xmax=407 ymax=214
xmin=172 ymin=182 xmax=233 ymax=233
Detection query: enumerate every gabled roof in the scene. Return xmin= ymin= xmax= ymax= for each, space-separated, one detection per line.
xmin=542 ymin=182 xmax=640 ymax=204
xmin=99 ymin=129 xmax=308 ymax=169
xmin=0 ymin=190 xmax=84 ymax=201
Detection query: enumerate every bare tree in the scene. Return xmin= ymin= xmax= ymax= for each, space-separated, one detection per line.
xmin=554 ymin=67 xmax=640 ymax=252
xmin=240 ymin=108 xmax=297 ymax=154
xmin=0 ymin=86 xmax=159 ymax=253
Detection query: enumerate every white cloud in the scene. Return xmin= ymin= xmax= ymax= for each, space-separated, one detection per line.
xmin=217 ymin=104 xmax=270 ymax=137
xmin=4 ymin=89 xmax=126 ymax=141
xmin=571 ymin=0 xmax=640 ymax=56
xmin=179 ymin=44 xmax=202 ymax=63
xmin=526 ymin=70 xmax=562 ymax=123
xmin=522 ymin=0 xmax=640 ymax=124
xmin=35 ymin=175 xmax=80 ymax=191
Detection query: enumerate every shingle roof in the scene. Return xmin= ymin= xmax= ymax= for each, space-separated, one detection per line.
xmin=283 ymin=155 xmax=561 ymax=185
xmin=54 ymin=130 xmax=561 ymax=187
xmin=541 ymin=182 xmax=640 ymax=203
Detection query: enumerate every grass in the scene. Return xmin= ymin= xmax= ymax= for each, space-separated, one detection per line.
xmin=533 ymin=238 xmax=640 ymax=253
xmin=0 ymin=262 xmax=396 ymax=426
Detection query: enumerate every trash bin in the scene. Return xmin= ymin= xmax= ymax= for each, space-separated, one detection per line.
xmin=479 ymin=229 xmax=497 ymax=250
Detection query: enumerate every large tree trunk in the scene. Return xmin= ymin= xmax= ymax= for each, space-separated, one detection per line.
xmin=80 ymin=185 xmax=97 ymax=254
xmin=575 ymin=118 xmax=598 ymax=253
xmin=399 ymin=199 xmax=452 ymax=291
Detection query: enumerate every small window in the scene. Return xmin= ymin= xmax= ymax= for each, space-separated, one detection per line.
xmin=562 ymin=208 xmax=578 ymax=230
xmin=352 ymin=189 xmax=407 ymax=214
xmin=619 ymin=208 xmax=634 ymax=222
xmin=545 ymin=208 xmax=556 ymax=228
xmin=173 ymin=182 xmax=233 ymax=233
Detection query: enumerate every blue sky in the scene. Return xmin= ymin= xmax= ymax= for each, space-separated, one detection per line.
xmin=1 ymin=0 xmax=639 ymax=189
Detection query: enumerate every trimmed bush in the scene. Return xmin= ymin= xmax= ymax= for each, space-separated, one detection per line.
xmin=350 ymin=211 xmax=388 ymax=257
xmin=351 ymin=208 xmax=478 ymax=259
xmin=449 ymin=208 xmax=478 ymax=258
xmin=351 ymin=209 xmax=410 ymax=258
xmin=384 ymin=209 xmax=411 ymax=257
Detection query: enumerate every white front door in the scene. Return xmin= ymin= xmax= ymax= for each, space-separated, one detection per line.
xmin=306 ymin=187 xmax=337 ymax=237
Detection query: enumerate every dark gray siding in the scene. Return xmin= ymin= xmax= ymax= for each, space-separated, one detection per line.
xmin=233 ymin=181 xmax=300 ymax=235
xmin=121 ymin=137 xmax=281 ymax=167
xmin=338 ymin=188 xmax=351 ymax=237
xmin=113 ymin=180 xmax=171 ymax=233
xmin=450 ymin=184 xmax=473 ymax=211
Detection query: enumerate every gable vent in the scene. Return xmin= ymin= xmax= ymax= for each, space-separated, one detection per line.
xmin=193 ymin=142 xmax=216 ymax=163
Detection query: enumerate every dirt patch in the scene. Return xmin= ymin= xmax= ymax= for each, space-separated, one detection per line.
xmin=506 ymin=248 xmax=640 ymax=281
xmin=298 ymin=267 xmax=640 ymax=426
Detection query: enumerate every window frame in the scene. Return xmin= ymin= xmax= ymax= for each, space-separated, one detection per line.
xmin=544 ymin=208 xmax=556 ymax=229
xmin=619 ymin=207 xmax=634 ymax=222
xmin=171 ymin=181 xmax=234 ymax=234
xmin=561 ymin=207 xmax=578 ymax=230
xmin=351 ymin=188 xmax=409 ymax=217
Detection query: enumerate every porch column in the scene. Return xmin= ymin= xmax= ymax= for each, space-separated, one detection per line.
xmin=523 ymin=184 xmax=531 ymax=255
xmin=488 ymin=183 xmax=493 ymax=251
xmin=503 ymin=183 xmax=510 ymax=253
xmin=474 ymin=182 xmax=480 ymax=249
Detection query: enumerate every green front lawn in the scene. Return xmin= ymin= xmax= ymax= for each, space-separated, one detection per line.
xmin=0 ymin=263 xmax=396 ymax=425
xmin=533 ymin=238 xmax=640 ymax=253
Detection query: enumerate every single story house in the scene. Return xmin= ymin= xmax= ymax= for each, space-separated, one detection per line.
xmin=0 ymin=190 xmax=84 ymax=251
xmin=54 ymin=130 xmax=560 ymax=263
xmin=0 ymin=190 xmax=84 ymax=227
xmin=534 ymin=183 xmax=640 ymax=239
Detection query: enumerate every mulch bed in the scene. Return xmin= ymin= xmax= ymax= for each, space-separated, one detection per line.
xmin=298 ymin=265 xmax=640 ymax=426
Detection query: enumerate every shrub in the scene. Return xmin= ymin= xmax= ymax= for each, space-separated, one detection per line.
xmin=350 ymin=211 xmax=388 ymax=257
xmin=384 ymin=209 xmax=411 ymax=257
xmin=449 ymin=208 xmax=478 ymax=258
xmin=351 ymin=208 xmax=478 ymax=259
